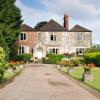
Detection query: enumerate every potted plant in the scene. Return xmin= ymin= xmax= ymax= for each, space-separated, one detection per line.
xmin=82 ymin=63 xmax=95 ymax=81
xmin=67 ymin=60 xmax=75 ymax=74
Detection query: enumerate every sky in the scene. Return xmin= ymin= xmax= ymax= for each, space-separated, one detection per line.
xmin=16 ymin=0 xmax=100 ymax=44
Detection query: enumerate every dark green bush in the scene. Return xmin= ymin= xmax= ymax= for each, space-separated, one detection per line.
xmin=16 ymin=54 xmax=32 ymax=63
xmin=85 ymin=52 xmax=100 ymax=67
xmin=43 ymin=53 xmax=64 ymax=64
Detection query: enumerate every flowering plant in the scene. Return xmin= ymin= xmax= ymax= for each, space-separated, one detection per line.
xmin=83 ymin=63 xmax=96 ymax=71
xmin=57 ymin=61 xmax=69 ymax=66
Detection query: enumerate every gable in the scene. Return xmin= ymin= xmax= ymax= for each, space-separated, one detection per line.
xmin=20 ymin=24 xmax=35 ymax=31
xmin=38 ymin=19 xmax=66 ymax=32
xmin=69 ymin=25 xmax=92 ymax=32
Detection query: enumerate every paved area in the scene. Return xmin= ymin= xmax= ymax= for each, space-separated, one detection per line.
xmin=0 ymin=64 xmax=99 ymax=100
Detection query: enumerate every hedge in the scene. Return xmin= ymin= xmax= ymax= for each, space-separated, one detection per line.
xmin=43 ymin=53 xmax=64 ymax=64
xmin=85 ymin=52 xmax=100 ymax=67
xmin=16 ymin=54 xmax=32 ymax=63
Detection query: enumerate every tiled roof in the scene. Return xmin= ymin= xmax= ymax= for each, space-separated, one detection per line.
xmin=20 ymin=24 xmax=35 ymax=31
xmin=39 ymin=19 xmax=66 ymax=32
xmin=69 ymin=25 xmax=92 ymax=32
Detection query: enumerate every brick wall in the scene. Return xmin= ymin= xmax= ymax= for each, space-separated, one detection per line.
xmin=17 ymin=31 xmax=38 ymax=54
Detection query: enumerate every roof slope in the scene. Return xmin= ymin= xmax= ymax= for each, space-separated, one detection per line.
xmin=69 ymin=25 xmax=92 ymax=32
xmin=39 ymin=19 xmax=66 ymax=32
xmin=20 ymin=24 xmax=35 ymax=31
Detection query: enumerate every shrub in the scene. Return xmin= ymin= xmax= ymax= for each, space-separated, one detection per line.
xmin=16 ymin=54 xmax=32 ymax=63
xmin=43 ymin=53 xmax=64 ymax=64
xmin=71 ymin=56 xmax=82 ymax=66
xmin=0 ymin=47 xmax=8 ymax=80
xmin=85 ymin=52 xmax=100 ymax=67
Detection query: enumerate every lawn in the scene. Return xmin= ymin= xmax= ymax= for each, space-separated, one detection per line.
xmin=62 ymin=66 xmax=100 ymax=91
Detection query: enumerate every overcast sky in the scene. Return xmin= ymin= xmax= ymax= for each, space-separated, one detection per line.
xmin=16 ymin=0 xmax=100 ymax=44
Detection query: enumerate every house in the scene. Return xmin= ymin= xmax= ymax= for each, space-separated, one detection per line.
xmin=17 ymin=14 xmax=92 ymax=58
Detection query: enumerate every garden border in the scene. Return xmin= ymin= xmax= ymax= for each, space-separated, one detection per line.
xmin=56 ymin=66 xmax=100 ymax=99
xmin=0 ymin=70 xmax=23 ymax=89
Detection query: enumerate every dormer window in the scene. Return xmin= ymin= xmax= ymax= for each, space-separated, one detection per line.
xmin=50 ymin=34 xmax=56 ymax=41
xmin=20 ymin=33 xmax=27 ymax=40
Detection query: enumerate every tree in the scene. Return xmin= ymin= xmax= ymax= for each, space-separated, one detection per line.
xmin=85 ymin=44 xmax=100 ymax=53
xmin=34 ymin=21 xmax=47 ymax=29
xmin=0 ymin=31 xmax=10 ymax=60
xmin=0 ymin=0 xmax=23 ymax=60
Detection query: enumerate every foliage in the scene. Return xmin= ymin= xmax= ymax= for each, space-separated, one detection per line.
xmin=57 ymin=60 xmax=69 ymax=67
xmin=62 ymin=66 xmax=100 ymax=91
xmin=83 ymin=63 xmax=96 ymax=71
xmin=16 ymin=54 xmax=32 ymax=63
xmin=43 ymin=53 xmax=64 ymax=64
xmin=9 ymin=61 xmax=17 ymax=70
xmin=85 ymin=52 xmax=100 ymax=67
xmin=85 ymin=44 xmax=100 ymax=53
xmin=0 ymin=47 xmax=8 ymax=80
xmin=71 ymin=56 xmax=81 ymax=66
xmin=0 ymin=32 xmax=10 ymax=60
xmin=63 ymin=52 xmax=75 ymax=57
xmin=34 ymin=21 xmax=47 ymax=29
xmin=0 ymin=0 xmax=22 ymax=60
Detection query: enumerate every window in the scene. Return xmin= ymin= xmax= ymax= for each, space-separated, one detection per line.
xmin=19 ymin=46 xmax=25 ymax=54
xmin=18 ymin=46 xmax=29 ymax=54
xmin=49 ymin=48 xmax=59 ymax=54
xmin=20 ymin=33 xmax=27 ymax=40
xmin=50 ymin=34 xmax=56 ymax=41
xmin=77 ymin=33 xmax=83 ymax=41
xmin=76 ymin=48 xmax=84 ymax=55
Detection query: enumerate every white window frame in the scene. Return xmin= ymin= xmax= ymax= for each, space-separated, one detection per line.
xmin=20 ymin=33 xmax=27 ymax=40
xmin=76 ymin=48 xmax=84 ymax=55
xmin=50 ymin=34 xmax=56 ymax=41
xmin=49 ymin=48 xmax=59 ymax=54
xmin=18 ymin=46 xmax=29 ymax=54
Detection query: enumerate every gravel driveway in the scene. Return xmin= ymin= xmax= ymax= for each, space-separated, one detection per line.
xmin=0 ymin=64 xmax=99 ymax=100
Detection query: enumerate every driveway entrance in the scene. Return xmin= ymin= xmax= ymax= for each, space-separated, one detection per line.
xmin=0 ymin=64 xmax=99 ymax=100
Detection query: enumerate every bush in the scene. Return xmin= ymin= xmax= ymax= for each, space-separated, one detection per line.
xmin=0 ymin=47 xmax=8 ymax=81
xmin=85 ymin=52 xmax=100 ymax=67
xmin=16 ymin=54 xmax=32 ymax=63
xmin=43 ymin=53 xmax=64 ymax=64
xmin=71 ymin=56 xmax=82 ymax=66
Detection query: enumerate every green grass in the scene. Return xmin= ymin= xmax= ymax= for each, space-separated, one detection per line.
xmin=62 ymin=66 xmax=100 ymax=91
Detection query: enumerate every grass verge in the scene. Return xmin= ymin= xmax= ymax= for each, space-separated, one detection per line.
xmin=61 ymin=66 xmax=100 ymax=92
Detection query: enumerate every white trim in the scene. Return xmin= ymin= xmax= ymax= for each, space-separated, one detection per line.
xmin=19 ymin=33 xmax=28 ymax=40
xmin=18 ymin=45 xmax=29 ymax=54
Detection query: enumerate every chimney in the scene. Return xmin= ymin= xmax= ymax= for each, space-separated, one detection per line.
xmin=64 ymin=14 xmax=69 ymax=31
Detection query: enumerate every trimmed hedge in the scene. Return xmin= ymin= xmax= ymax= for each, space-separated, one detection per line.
xmin=16 ymin=54 xmax=32 ymax=63
xmin=85 ymin=52 xmax=100 ymax=67
xmin=43 ymin=53 xmax=64 ymax=64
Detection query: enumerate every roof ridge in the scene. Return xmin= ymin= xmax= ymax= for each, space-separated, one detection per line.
xmin=21 ymin=24 xmax=35 ymax=31
xmin=39 ymin=19 xmax=66 ymax=32
xmin=69 ymin=24 xmax=91 ymax=32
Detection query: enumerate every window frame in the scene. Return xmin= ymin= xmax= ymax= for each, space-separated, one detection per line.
xmin=50 ymin=34 xmax=56 ymax=41
xmin=19 ymin=46 xmax=25 ymax=54
xmin=49 ymin=48 xmax=59 ymax=54
xmin=20 ymin=33 xmax=27 ymax=40
xmin=76 ymin=48 xmax=84 ymax=55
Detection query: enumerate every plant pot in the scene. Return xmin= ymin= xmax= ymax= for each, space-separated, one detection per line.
xmin=67 ymin=66 xmax=74 ymax=74
xmin=82 ymin=70 xmax=93 ymax=81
